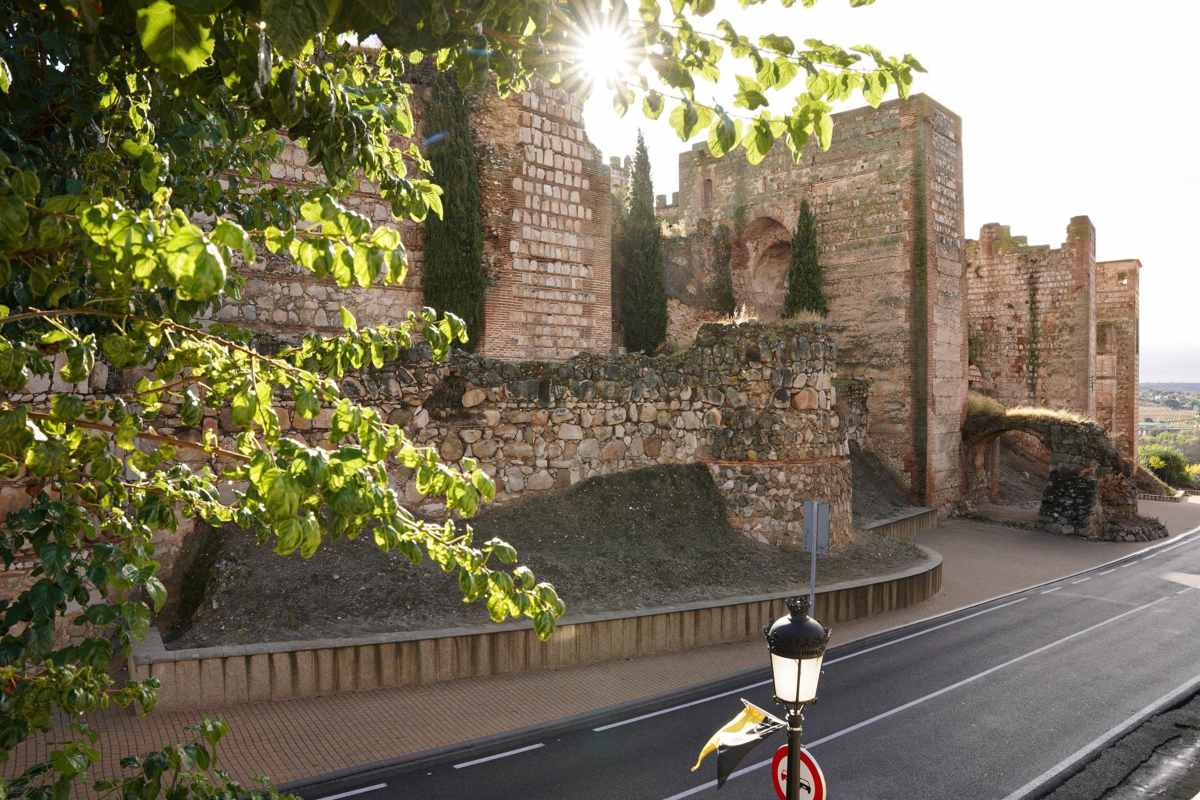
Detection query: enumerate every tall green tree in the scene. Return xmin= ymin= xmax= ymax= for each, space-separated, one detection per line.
xmin=783 ymin=199 xmax=828 ymax=317
xmin=618 ymin=132 xmax=667 ymax=353
xmin=0 ymin=0 xmax=918 ymax=795
xmin=422 ymin=74 xmax=487 ymax=350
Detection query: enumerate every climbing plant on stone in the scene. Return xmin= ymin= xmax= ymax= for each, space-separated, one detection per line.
xmin=422 ymin=73 xmax=487 ymax=350
xmin=618 ymin=131 xmax=668 ymax=353
xmin=0 ymin=0 xmax=919 ymax=796
xmin=784 ymin=199 xmax=828 ymax=317
xmin=711 ymin=224 xmax=737 ymax=317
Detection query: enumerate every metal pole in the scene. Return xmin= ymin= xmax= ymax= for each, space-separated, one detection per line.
xmin=808 ymin=538 xmax=816 ymax=612
xmin=786 ymin=708 xmax=804 ymax=800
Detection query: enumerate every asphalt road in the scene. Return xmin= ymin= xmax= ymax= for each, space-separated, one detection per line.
xmin=296 ymin=525 xmax=1200 ymax=800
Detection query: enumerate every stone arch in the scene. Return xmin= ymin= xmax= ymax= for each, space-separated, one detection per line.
xmin=961 ymin=404 xmax=1163 ymax=541
xmin=734 ymin=216 xmax=791 ymax=321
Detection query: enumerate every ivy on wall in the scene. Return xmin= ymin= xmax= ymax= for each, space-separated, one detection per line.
xmin=422 ymin=74 xmax=487 ymax=350
xmin=783 ymin=199 xmax=828 ymax=317
xmin=711 ymin=223 xmax=736 ymax=316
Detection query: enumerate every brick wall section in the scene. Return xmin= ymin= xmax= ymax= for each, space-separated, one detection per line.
xmin=965 ymin=217 xmax=1097 ymax=418
xmin=216 ymin=78 xmax=612 ymax=359
xmin=1096 ymin=259 xmax=1141 ymax=460
xmin=659 ymin=95 xmax=967 ymax=509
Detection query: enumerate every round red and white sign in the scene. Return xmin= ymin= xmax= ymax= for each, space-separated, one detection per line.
xmin=771 ymin=744 xmax=826 ymax=800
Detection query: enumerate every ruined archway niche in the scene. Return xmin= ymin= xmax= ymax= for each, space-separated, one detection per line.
xmin=734 ymin=216 xmax=790 ymax=320
xmin=962 ymin=406 xmax=1165 ymax=542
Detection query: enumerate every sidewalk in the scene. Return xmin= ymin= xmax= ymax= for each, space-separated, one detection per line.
xmin=9 ymin=500 xmax=1200 ymax=790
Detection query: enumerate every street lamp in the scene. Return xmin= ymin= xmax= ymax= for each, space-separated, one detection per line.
xmin=765 ymin=596 xmax=830 ymax=800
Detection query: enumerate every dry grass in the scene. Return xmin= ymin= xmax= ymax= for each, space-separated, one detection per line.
xmin=965 ymin=392 xmax=1093 ymax=426
xmin=718 ymin=306 xmax=827 ymax=327
xmin=1005 ymin=405 xmax=1093 ymax=425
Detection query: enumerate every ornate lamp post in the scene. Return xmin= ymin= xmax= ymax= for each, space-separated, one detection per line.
xmin=765 ymin=596 xmax=831 ymax=800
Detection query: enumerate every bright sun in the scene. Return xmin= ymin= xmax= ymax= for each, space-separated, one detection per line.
xmin=576 ymin=23 xmax=638 ymax=88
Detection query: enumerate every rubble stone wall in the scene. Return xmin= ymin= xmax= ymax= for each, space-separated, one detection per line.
xmin=217 ymin=78 xmax=613 ymax=361
xmin=965 ymin=217 xmax=1097 ymax=417
xmin=658 ymin=95 xmax=967 ymax=510
xmin=365 ymin=322 xmax=853 ymax=548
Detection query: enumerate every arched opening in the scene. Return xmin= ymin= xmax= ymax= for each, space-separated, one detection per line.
xmin=735 ymin=216 xmax=791 ymax=321
xmin=961 ymin=399 xmax=1164 ymax=541
xmin=702 ymin=178 xmax=713 ymax=209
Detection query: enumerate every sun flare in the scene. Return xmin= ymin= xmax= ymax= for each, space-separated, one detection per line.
xmin=573 ymin=22 xmax=639 ymax=89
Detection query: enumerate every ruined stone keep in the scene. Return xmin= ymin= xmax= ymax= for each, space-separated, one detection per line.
xmin=656 ymin=95 xmax=969 ymax=511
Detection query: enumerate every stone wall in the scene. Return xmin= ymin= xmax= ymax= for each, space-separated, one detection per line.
xmin=216 ymin=77 xmax=613 ymax=360
xmin=366 ymin=322 xmax=852 ymax=548
xmin=1095 ymin=259 xmax=1141 ymax=460
xmin=658 ymin=95 xmax=968 ymax=510
xmin=965 ymin=217 xmax=1097 ymax=417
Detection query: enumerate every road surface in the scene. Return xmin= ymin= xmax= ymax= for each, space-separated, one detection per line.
xmin=296 ymin=526 xmax=1200 ymax=800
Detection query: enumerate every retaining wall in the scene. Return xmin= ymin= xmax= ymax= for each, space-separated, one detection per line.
xmin=132 ymin=549 xmax=942 ymax=712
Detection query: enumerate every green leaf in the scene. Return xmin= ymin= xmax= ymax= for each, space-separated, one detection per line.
xmin=264 ymin=470 xmax=301 ymax=521
xmin=0 ymin=56 xmax=11 ymax=94
xmin=162 ymin=227 xmax=227 ymax=300
xmin=816 ymin=112 xmax=833 ymax=150
xmin=707 ymin=113 xmax=740 ymax=157
xmin=339 ymin=306 xmax=357 ymax=333
xmin=50 ymin=394 xmax=85 ymax=423
xmin=144 ymin=577 xmax=167 ymax=612
xmin=262 ymin=0 xmax=337 ymax=59
xmin=135 ymin=1 xmax=216 ymax=76
xmin=642 ymin=90 xmax=665 ymax=120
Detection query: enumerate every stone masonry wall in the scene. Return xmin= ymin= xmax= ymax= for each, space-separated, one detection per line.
xmin=216 ymin=77 xmax=612 ymax=360
xmin=0 ymin=324 xmax=853 ymax=605
xmin=965 ymin=217 xmax=1097 ymax=418
xmin=659 ymin=95 xmax=967 ymax=510
xmin=371 ymin=322 xmax=852 ymax=549
xmin=1095 ymin=259 xmax=1140 ymax=461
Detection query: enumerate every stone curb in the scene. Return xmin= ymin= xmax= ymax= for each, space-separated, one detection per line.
xmin=132 ymin=547 xmax=942 ymax=712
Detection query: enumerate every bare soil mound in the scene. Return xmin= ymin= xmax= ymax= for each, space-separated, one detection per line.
xmin=851 ymin=445 xmax=926 ymax=526
xmin=166 ymin=464 xmax=925 ymax=649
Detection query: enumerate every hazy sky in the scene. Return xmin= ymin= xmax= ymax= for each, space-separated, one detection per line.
xmin=579 ymin=0 xmax=1199 ymax=383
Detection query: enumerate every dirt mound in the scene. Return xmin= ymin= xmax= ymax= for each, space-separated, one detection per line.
xmin=166 ymin=464 xmax=925 ymax=649
xmin=851 ymin=445 xmax=925 ymax=526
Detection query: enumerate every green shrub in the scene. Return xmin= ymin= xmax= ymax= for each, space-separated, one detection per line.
xmin=1139 ymin=444 xmax=1194 ymax=488
xmin=783 ymin=199 xmax=828 ymax=317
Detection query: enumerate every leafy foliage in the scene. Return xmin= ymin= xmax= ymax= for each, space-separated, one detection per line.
xmin=618 ymin=132 xmax=667 ymax=353
xmin=783 ymin=199 xmax=827 ymax=317
xmin=422 ymin=73 xmax=487 ymax=351
xmin=0 ymin=0 xmax=917 ymax=795
xmin=1138 ymin=444 xmax=1194 ymax=489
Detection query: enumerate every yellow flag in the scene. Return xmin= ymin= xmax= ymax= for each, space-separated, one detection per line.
xmin=690 ymin=703 xmax=768 ymax=772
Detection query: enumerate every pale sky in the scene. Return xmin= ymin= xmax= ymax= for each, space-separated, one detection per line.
xmin=580 ymin=0 xmax=1199 ymax=383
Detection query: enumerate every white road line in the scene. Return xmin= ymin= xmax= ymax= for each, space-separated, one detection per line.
xmin=314 ymin=784 xmax=387 ymax=800
xmin=1097 ymin=568 xmax=1116 ymax=576
xmin=452 ymin=743 xmax=544 ymax=769
xmin=1071 ymin=577 xmax=1092 ymax=585
xmin=1041 ymin=587 xmax=1062 ymax=595
xmin=594 ymin=598 xmax=1027 ymax=733
xmin=999 ymin=670 xmax=1200 ymax=800
xmin=1143 ymin=552 xmax=1160 ymax=560
xmin=824 ymin=598 xmax=1029 ymax=667
xmin=660 ymin=595 xmax=1171 ymax=800
xmin=593 ymin=680 xmax=772 ymax=732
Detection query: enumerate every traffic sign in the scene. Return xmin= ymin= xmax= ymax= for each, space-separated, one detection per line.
xmin=771 ymin=744 xmax=826 ymax=800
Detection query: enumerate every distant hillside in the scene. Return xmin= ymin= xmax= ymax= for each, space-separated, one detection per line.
xmin=1141 ymin=383 xmax=1200 ymax=393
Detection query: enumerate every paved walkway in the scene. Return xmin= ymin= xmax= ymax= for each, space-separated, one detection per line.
xmin=9 ymin=500 xmax=1200 ymax=791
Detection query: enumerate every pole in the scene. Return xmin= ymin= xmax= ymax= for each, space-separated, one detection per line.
xmin=804 ymin=500 xmax=816 ymax=611
xmin=786 ymin=708 xmax=804 ymax=800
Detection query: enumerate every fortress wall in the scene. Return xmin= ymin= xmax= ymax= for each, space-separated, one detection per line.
xmin=216 ymin=78 xmax=612 ymax=360
xmin=661 ymin=95 xmax=968 ymax=509
xmin=1096 ymin=259 xmax=1141 ymax=460
xmin=965 ymin=217 xmax=1097 ymax=418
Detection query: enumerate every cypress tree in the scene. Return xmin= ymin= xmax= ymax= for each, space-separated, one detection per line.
xmin=618 ymin=131 xmax=667 ymax=352
xmin=783 ymin=199 xmax=828 ymax=317
xmin=422 ymin=74 xmax=487 ymax=349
